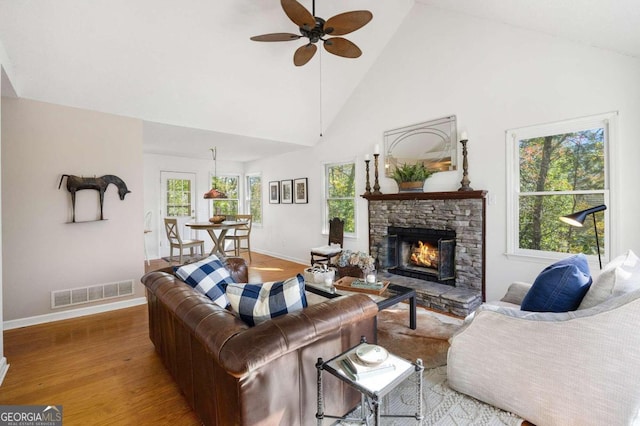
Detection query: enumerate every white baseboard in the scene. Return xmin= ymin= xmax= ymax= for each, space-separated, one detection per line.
xmin=3 ymin=297 xmax=147 ymax=330
xmin=0 ymin=357 xmax=9 ymax=386
xmin=251 ymin=248 xmax=308 ymax=266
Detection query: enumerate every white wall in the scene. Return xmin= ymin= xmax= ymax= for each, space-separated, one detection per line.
xmin=0 ymin=60 xmax=6 ymax=382
xmin=1 ymin=98 xmax=145 ymax=322
xmin=142 ymin=152 xmax=244 ymax=258
xmin=245 ymin=4 xmax=640 ymax=300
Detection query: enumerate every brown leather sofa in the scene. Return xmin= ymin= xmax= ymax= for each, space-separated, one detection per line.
xmin=142 ymin=257 xmax=378 ymax=425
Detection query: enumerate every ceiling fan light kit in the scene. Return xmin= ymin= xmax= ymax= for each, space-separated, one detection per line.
xmin=251 ymin=0 xmax=373 ymax=66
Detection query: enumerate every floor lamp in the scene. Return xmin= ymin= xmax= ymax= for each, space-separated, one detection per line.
xmin=559 ymin=204 xmax=607 ymax=269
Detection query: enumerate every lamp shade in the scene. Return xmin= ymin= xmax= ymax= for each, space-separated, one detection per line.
xmin=203 ymin=188 xmax=226 ymax=199
xmin=559 ymin=204 xmax=607 ymax=227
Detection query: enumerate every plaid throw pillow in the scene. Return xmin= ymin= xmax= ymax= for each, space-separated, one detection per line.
xmin=175 ymin=254 xmax=235 ymax=308
xmin=226 ymin=274 xmax=308 ymax=326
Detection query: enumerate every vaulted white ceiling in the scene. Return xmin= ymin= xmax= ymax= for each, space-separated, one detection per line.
xmin=1 ymin=0 xmax=639 ymax=161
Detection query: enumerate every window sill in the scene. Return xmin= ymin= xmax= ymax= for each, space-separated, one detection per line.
xmin=505 ymin=251 xmax=606 ymax=267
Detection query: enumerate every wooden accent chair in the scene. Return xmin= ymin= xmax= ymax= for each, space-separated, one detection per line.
xmin=310 ymin=217 xmax=344 ymax=265
xmin=163 ymin=218 xmax=204 ymax=264
xmin=225 ymin=214 xmax=253 ymax=262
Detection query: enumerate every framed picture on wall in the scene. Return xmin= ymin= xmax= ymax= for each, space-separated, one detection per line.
xmin=294 ymin=178 xmax=308 ymax=204
xmin=269 ymin=181 xmax=280 ymax=204
xmin=281 ymin=180 xmax=293 ymax=204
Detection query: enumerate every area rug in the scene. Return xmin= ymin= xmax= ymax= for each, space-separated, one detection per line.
xmin=377 ymin=304 xmax=462 ymax=369
xmin=339 ymin=366 xmax=524 ymax=426
xmin=161 ymin=254 xmax=204 ymax=264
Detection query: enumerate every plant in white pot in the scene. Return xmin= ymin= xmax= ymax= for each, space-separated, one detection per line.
xmin=392 ymin=162 xmax=434 ymax=192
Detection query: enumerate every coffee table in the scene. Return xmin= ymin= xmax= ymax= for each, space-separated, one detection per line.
xmin=305 ymin=279 xmax=417 ymax=330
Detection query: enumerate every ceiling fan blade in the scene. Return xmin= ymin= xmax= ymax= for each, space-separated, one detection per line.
xmin=324 ymin=11 xmax=373 ymax=36
xmin=294 ymin=44 xmax=317 ymax=66
xmin=281 ymin=0 xmax=315 ymax=30
xmin=323 ymin=37 xmax=362 ymax=58
xmin=250 ymin=33 xmax=302 ymax=42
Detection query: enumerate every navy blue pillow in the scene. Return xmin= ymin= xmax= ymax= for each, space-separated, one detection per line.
xmin=521 ymin=254 xmax=592 ymax=312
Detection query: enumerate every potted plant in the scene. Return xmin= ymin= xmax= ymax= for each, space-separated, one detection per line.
xmin=392 ymin=162 xmax=434 ymax=192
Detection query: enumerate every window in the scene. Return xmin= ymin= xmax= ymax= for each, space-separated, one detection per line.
xmin=325 ymin=161 xmax=356 ymax=234
xmin=507 ymin=113 xmax=615 ymax=261
xmin=210 ymin=175 xmax=239 ymax=216
xmin=246 ymin=173 xmax=262 ymax=225
xmin=166 ymin=178 xmax=192 ymax=216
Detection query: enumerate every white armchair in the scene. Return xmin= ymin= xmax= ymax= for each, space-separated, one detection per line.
xmin=447 ymin=283 xmax=640 ymax=425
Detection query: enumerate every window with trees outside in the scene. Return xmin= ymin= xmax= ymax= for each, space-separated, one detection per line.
xmin=325 ymin=161 xmax=356 ymax=235
xmin=210 ymin=175 xmax=239 ymax=216
xmin=166 ymin=178 xmax=192 ymax=217
xmin=246 ymin=174 xmax=262 ymax=225
xmin=506 ymin=112 xmax=615 ymax=262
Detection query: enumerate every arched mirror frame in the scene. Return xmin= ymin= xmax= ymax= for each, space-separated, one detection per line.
xmin=384 ymin=115 xmax=458 ymax=177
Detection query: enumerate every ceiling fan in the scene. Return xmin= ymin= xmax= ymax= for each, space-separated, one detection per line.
xmin=250 ymin=0 xmax=373 ymax=66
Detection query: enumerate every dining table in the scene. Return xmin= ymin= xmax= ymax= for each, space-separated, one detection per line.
xmin=185 ymin=221 xmax=245 ymax=256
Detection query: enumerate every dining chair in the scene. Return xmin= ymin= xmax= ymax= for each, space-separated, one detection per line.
xmin=163 ymin=218 xmax=205 ymax=264
xmin=225 ymin=214 xmax=253 ymax=261
xmin=310 ymin=217 xmax=344 ymax=265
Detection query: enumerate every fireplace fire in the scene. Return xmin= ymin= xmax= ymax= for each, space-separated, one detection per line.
xmin=386 ymin=226 xmax=456 ymax=285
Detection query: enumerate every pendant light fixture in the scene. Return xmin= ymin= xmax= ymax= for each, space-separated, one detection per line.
xmin=203 ymin=147 xmax=227 ymax=199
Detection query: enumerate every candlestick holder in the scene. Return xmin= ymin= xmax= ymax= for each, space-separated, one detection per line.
xmin=364 ymin=160 xmax=372 ymax=195
xmin=373 ymin=154 xmax=382 ymax=195
xmin=458 ymin=139 xmax=473 ymax=191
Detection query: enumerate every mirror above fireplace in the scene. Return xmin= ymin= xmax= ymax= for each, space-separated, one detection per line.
xmin=384 ymin=115 xmax=458 ymax=177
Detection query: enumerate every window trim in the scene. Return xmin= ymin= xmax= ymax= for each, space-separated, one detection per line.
xmin=505 ymin=112 xmax=618 ymax=264
xmin=208 ymin=173 xmax=241 ymax=217
xmin=323 ymin=160 xmax=358 ymax=238
xmin=245 ymin=172 xmax=262 ymax=226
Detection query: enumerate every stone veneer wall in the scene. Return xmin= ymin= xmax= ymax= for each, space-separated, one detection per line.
xmin=364 ymin=191 xmax=487 ymax=316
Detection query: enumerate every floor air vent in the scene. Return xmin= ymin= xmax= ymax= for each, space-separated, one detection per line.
xmin=51 ymin=280 xmax=135 ymax=309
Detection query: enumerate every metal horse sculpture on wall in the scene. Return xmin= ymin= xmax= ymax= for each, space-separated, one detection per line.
xmin=58 ymin=174 xmax=131 ymax=222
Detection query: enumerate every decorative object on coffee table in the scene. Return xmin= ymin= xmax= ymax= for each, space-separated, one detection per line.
xmin=333 ymin=276 xmax=389 ymax=296
xmin=458 ymin=131 xmax=474 ymax=191
xmin=336 ymin=250 xmax=375 ymax=278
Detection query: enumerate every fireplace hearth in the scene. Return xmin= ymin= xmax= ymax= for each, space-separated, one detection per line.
xmin=387 ymin=226 xmax=456 ymax=285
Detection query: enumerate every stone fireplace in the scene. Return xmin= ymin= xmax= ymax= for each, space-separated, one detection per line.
xmin=363 ymin=190 xmax=487 ymax=317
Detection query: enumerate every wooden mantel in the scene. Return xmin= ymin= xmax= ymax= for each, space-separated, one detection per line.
xmin=362 ymin=190 xmax=487 ymax=201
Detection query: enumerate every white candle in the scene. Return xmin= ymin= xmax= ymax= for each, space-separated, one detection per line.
xmin=366 ymin=273 xmax=376 ymax=284
xmin=364 ymin=154 xmax=370 ymax=161
xmin=460 ymin=131 xmax=468 ymax=141
xmin=373 ymin=144 xmax=380 ymax=154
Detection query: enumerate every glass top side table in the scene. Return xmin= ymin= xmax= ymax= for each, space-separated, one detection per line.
xmin=316 ymin=337 xmax=424 ymax=425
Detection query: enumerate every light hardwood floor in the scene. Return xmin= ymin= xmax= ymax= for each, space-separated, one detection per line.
xmin=1 ymin=253 xmax=307 ymax=426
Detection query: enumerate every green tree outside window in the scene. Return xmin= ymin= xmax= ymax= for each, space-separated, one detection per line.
xmin=326 ymin=162 xmax=356 ymax=233
xmin=211 ymin=175 xmax=239 ymax=216
xmin=508 ymin=113 xmax=613 ymax=259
